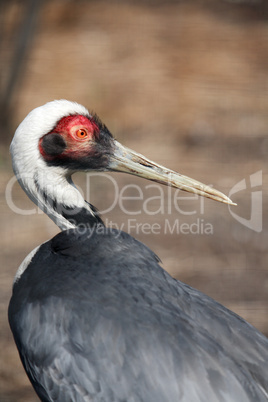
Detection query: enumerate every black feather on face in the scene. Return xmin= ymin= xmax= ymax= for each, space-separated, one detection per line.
xmin=41 ymin=133 xmax=67 ymax=156
xmin=90 ymin=112 xmax=113 ymax=139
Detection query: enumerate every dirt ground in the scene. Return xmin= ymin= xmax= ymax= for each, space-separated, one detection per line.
xmin=1 ymin=1 xmax=268 ymax=400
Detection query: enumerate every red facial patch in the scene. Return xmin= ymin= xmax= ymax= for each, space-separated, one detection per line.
xmin=39 ymin=115 xmax=100 ymax=160
xmin=53 ymin=115 xmax=99 ymax=139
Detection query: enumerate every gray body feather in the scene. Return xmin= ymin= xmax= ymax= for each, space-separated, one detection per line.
xmin=9 ymin=228 xmax=268 ymax=402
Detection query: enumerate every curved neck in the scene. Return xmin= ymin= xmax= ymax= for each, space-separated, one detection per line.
xmin=20 ymin=169 xmax=103 ymax=231
xmin=40 ymin=192 xmax=104 ymax=231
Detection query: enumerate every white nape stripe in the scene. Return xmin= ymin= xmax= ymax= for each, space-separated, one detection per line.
xmin=14 ymin=245 xmax=41 ymax=284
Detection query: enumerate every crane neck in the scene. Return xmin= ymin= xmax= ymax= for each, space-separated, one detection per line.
xmin=18 ymin=168 xmax=103 ymax=231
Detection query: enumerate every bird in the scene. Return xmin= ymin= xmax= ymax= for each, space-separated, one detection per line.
xmin=8 ymin=99 xmax=268 ymax=402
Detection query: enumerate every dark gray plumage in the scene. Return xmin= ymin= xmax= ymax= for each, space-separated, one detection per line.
xmin=9 ymin=228 xmax=268 ymax=401
xmin=9 ymin=101 xmax=268 ymax=402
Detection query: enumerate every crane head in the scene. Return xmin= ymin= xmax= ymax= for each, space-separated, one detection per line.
xmin=11 ymin=100 xmax=235 ymax=207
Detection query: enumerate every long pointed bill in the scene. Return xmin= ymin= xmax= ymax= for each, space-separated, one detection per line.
xmin=108 ymin=141 xmax=236 ymax=205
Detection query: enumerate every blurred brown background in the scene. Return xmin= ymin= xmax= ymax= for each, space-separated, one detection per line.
xmin=0 ymin=0 xmax=267 ymax=400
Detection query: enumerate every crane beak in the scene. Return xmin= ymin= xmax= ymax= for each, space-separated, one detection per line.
xmin=108 ymin=140 xmax=236 ymax=205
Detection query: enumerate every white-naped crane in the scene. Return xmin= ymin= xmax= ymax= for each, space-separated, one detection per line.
xmin=9 ymin=100 xmax=268 ymax=402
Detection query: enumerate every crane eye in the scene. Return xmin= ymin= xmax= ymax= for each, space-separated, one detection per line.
xmin=76 ymin=129 xmax=88 ymax=139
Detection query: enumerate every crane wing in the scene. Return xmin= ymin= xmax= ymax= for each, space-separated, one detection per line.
xmin=9 ymin=228 xmax=268 ymax=402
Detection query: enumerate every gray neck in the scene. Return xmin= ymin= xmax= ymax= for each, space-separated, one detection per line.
xmin=19 ymin=168 xmax=103 ymax=231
